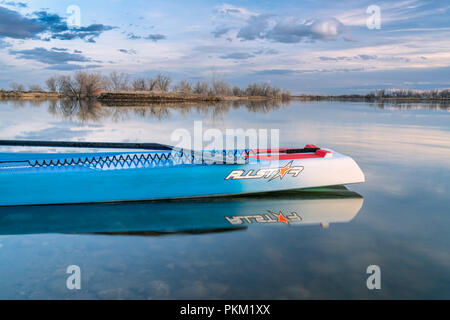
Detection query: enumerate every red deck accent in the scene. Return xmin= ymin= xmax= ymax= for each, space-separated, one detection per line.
xmin=247 ymin=145 xmax=331 ymax=161
xmin=250 ymin=148 xmax=289 ymax=153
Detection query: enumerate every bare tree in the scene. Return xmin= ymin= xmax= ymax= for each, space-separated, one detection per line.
xmin=173 ymin=80 xmax=192 ymax=93
xmin=54 ymin=72 xmax=106 ymax=99
xmin=29 ymin=84 xmax=43 ymax=91
xmin=147 ymin=77 xmax=157 ymax=91
xmin=281 ymin=89 xmax=291 ymax=101
xmin=132 ymin=78 xmax=147 ymax=91
xmin=107 ymin=71 xmax=129 ymax=91
xmin=232 ymin=86 xmax=242 ymax=96
xmin=265 ymin=85 xmax=282 ymax=98
xmin=9 ymin=82 xmax=25 ymax=91
xmin=46 ymin=76 xmax=57 ymax=92
xmin=211 ymin=79 xmax=231 ymax=96
xmin=56 ymin=75 xmax=78 ymax=98
xmin=193 ymin=81 xmax=209 ymax=95
xmin=244 ymin=83 xmax=276 ymax=97
xmin=155 ymin=73 xmax=171 ymax=92
xmin=73 ymin=71 xmax=106 ymax=99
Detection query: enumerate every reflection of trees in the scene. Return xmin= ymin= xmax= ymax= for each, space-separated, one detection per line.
xmin=9 ymin=98 xmax=449 ymax=125
xmin=44 ymin=99 xmax=290 ymax=123
xmin=242 ymin=99 xmax=289 ymax=113
xmin=47 ymin=100 xmax=112 ymax=123
xmin=373 ymin=101 xmax=449 ymax=111
xmin=8 ymin=99 xmax=48 ymax=109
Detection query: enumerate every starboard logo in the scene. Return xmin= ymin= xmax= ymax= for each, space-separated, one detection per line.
xmin=225 ymin=161 xmax=304 ymax=182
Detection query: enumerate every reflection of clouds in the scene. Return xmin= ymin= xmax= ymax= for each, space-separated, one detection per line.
xmin=263 ymin=247 xmax=284 ymax=264
xmin=148 ymin=280 xmax=171 ymax=298
xmin=413 ymin=243 xmax=450 ymax=268
xmin=97 ymin=288 xmax=134 ymax=299
xmin=174 ymin=281 xmax=229 ymax=299
xmin=15 ymin=126 xmax=93 ymax=140
xmin=286 ymin=123 xmax=450 ymax=168
xmin=374 ymin=103 xmax=449 ymax=112
xmin=361 ymin=163 xmax=450 ymax=197
xmin=277 ymin=286 xmax=311 ymax=299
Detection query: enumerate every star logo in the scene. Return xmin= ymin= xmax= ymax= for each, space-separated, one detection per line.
xmin=276 ymin=212 xmax=289 ymax=224
xmin=269 ymin=161 xmax=294 ymax=181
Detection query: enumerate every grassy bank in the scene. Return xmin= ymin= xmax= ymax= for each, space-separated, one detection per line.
xmin=2 ymin=90 xmax=449 ymax=105
xmin=0 ymin=90 xmax=61 ymax=100
xmin=0 ymin=89 xmax=286 ymax=104
xmin=96 ymin=91 xmax=283 ymax=104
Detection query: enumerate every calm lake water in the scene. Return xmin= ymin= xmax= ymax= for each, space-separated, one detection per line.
xmin=0 ymin=99 xmax=449 ymax=299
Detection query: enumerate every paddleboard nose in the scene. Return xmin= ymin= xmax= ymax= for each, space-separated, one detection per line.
xmin=348 ymin=157 xmax=365 ymax=184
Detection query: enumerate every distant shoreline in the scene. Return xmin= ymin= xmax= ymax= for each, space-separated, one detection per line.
xmin=1 ymin=90 xmax=449 ymax=103
xmin=289 ymin=95 xmax=450 ymax=103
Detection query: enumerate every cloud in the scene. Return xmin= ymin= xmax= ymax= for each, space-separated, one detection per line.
xmin=51 ymin=47 xmax=68 ymax=52
xmin=235 ymin=13 xmax=345 ymax=43
xmin=34 ymin=10 xmax=69 ymax=34
xmin=266 ymin=17 xmax=344 ymax=43
xmin=343 ymin=36 xmax=357 ymax=42
xmin=220 ymin=52 xmax=254 ymax=60
xmin=358 ymin=54 xmax=377 ymax=60
xmin=127 ymin=33 xmax=141 ymax=40
xmin=192 ymin=45 xmax=226 ymax=53
xmin=144 ymin=34 xmax=166 ymax=42
xmin=319 ymin=55 xmax=377 ymax=61
xmin=0 ymin=7 xmax=115 ymax=42
xmin=237 ymin=14 xmax=273 ymax=40
xmin=9 ymin=47 xmax=90 ymax=65
xmin=119 ymin=49 xmax=136 ymax=54
xmin=127 ymin=33 xmax=166 ymax=41
xmin=253 ymin=67 xmax=365 ymax=75
xmin=46 ymin=64 xmax=102 ymax=71
xmin=215 ymin=4 xmax=256 ymax=19
xmin=212 ymin=26 xmax=232 ymax=38
xmin=253 ymin=47 xmax=279 ymax=55
xmin=1 ymin=1 xmax=28 ymax=8
xmin=0 ymin=6 xmax=45 ymax=39
xmin=50 ymin=24 xmax=116 ymax=42
xmin=0 ymin=39 xmax=12 ymax=48
xmin=319 ymin=56 xmax=340 ymax=61
xmin=253 ymin=69 xmax=298 ymax=76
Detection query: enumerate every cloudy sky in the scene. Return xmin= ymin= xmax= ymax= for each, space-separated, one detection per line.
xmin=0 ymin=0 xmax=449 ymax=94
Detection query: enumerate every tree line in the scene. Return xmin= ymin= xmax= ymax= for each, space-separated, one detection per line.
xmin=8 ymin=71 xmax=291 ymax=100
xmin=370 ymin=89 xmax=450 ymax=99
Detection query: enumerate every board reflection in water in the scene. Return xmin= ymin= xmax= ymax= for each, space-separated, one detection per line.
xmin=0 ymin=187 xmax=363 ymax=236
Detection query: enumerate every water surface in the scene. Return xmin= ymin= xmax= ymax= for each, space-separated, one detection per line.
xmin=0 ymin=100 xmax=448 ymax=299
